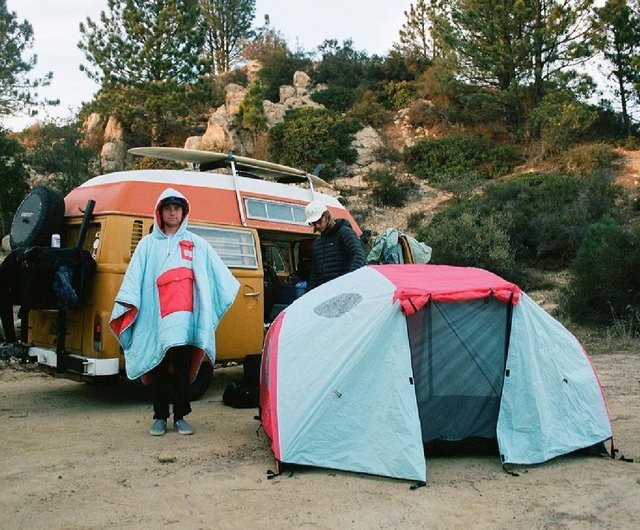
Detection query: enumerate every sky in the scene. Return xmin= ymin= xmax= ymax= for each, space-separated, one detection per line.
xmin=4 ymin=0 xmax=414 ymax=132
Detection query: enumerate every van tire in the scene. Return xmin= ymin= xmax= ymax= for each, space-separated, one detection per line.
xmin=189 ymin=361 xmax=213 ymax=401
xmin=243 ymin=353 xmax=262 ymax=387
xmin=10 ymin=187 xmax=65 ymax=249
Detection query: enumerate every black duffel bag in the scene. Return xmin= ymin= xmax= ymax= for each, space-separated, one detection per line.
xmin=222 ymin=378 xmax=259 ymax=409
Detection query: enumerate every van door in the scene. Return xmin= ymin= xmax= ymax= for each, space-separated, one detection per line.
xmin=189 ymin=225 xmax=264 ymax=361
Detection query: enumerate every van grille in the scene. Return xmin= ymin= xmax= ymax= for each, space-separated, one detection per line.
xmin=130 ymin=220 xmax=143 ymax=255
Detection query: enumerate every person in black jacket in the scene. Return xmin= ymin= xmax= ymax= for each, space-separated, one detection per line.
xmin=304 ymin=201 xmax=365 ymax=289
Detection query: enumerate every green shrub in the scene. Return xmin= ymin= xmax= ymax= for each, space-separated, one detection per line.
xmin=267 ymin=107 xmax=359 ymax=180
xmin=23 ymin=122 xmax=100 ymax=194
xmin=561 ymin=142 xmax=621 ymax=174
xmin=413 ymin=66 xmax=504 ymax=126
xmin=385 ymin=80 xmax=415 ymax=110
xmin=0 ymin=132 xmax=30 ymax=238
xmin=237 ymin=80 xmax=268 ymax=134
xmin=313 ymin=39 xmax=371 ymax=89
xmin=365 ymin=169 xmax=416 ymax=207
xmin=310 ymin=86 xmax=357 ymax=112
xmin=403 ymin=135 xmax=523 ymax=193
xmin=623 ymin=136 xmax=640 ymax=150
xmin=418 ymin=171 xmax=621 ymax=277
xmin=561 ymin=217 xmax=640 ymax=324
xmin=483 ymin=172 xmax=616 ymax=266
xmin=407 ymin=100 xmax=442 ymax=128
xmin=500 ymin=172 xmax=618 ymax=264
xmin=407 ymin=211 xmax=428 ymax=232
xmin=531 ymin=94 xmax=598 ymax=152
xmin=580 ymin=173 xmax=622 ymax=223
xmin=486 ymin=144 xmax=525 ymax=176
xmin=347 ymin=90 xmax=391 ymax=128
xmin=417 ymin=207 xmax=516 ymax=279
xmin=373 ymin=145 xmax=403 ymax=164
xmin=257 ymin=49 xmax=312 ymax=102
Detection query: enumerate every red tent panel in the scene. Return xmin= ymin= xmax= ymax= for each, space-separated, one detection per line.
xmin=260 ymin=313 xmax=285 ymax=461
xmin=371 ymin=264 xmax=521 ymax=315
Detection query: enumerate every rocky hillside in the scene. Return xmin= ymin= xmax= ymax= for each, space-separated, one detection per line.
xmin=81 ymin=65 xmax=640 ymax=239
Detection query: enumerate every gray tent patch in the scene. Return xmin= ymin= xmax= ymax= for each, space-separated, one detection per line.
xmin=314 ymin=293 xmax=363 ymax=318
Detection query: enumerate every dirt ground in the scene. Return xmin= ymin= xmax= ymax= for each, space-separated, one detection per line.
xmin=0 ymin=351 xmax=638 ymax=530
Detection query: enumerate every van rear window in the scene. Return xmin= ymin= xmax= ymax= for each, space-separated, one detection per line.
xmin=245 ymin=198 xmax=306 ymax=225
xmin=190 ymin=226 xmax=258 ymax=269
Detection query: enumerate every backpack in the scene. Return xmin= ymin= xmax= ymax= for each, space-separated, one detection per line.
xmin=222 ymin=379 xmax=259 ymax=408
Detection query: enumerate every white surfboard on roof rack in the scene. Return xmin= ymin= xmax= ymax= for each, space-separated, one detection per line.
xmin=128 ymin=147 xmax=331 ymax=188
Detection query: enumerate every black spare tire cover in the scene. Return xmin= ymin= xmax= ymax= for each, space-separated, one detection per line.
xmin=10 ymin=187 xmax=65 ymax=249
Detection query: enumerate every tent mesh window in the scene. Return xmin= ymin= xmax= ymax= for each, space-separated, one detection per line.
xmin=407 ymin=297 xmax=509 ymax=446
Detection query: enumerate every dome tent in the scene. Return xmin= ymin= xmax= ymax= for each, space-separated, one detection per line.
xmin=259 ymin=265 xmax=612 ymax=483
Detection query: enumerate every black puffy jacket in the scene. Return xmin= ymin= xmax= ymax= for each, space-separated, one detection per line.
xmin=308 ymin=219 xmax=365 ymax=289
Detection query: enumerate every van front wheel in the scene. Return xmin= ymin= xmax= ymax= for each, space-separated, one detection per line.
xmin=189 ymin=361 xmax=213 ymax=401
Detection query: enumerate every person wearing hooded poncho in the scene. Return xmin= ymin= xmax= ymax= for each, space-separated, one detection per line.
xmin=109 ymin=188 xmax=239 ymax=436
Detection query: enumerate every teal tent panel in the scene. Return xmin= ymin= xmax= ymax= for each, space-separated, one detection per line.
xmin=497 ymin=294 xmax=612 ymax=464
xmin=275 ymin=267 xmax=426 ymax=482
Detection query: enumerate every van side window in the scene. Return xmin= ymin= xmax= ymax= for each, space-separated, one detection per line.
xmin=263 ymin=244 xmax=286 ymax=273
xmin=245 ymin=198 xmax=306 ymax=225
xmin=190 ymin=226 xmax=258 ymax=269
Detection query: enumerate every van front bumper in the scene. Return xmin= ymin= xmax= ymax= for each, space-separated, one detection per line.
xmin=30 ymin=347 xmax=120 ymax=376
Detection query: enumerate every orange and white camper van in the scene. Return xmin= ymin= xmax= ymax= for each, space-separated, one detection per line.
xmin=3 ymin=148 xmax=363 ymax=397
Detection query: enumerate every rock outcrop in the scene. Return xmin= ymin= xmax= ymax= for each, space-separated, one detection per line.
xmin=86 ymin=70 xmax=388 ymax=174
xmin=187 ymin=70 xmax=324 ymax=155
xmin=82 ymin=113 xmax=126 ymax=172
xmin=262 ymin=71 xmax=323 ymax=128
xmin=351 ymin=126 xmax=385 ymax=170
xmin=101 ymin=117 xmax=126 ymax=172
xmin=82 ymin=113 xmax=106 ymax=152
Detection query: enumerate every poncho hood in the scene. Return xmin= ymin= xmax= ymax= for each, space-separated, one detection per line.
xmin=154 ymin=187 xmax=190 ymax=237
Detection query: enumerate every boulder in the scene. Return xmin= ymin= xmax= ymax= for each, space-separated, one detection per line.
xmin=225 ymin=84 xmax=246 ymax=116
xmin=352 ymin=126 xmax=385 ymax=168
xmin=263 ymin=100 xmax=287 ymax=128
xmin=101 ymin=141 xmax=126 ymax=173
xmin=293 ymin=70 xmax=311 ymax=90
xmin=82 ymin=112 xmax=105 ymax=151
xmin=199 ymin=106 xmax=235 ymax=152
xmin=103 ymin=116 xmax=124 ymax=144
xmin=279 ymin=85 xmax=296 ymax=104
xmin=245 ymin=60 xmax=263 ymax=82
xmin=184 ymin=136 xmax=203 ymax=151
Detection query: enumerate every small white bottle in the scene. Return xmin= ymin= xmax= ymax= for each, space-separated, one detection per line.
xmin=51 ymin=233 xmax=61 ymax=248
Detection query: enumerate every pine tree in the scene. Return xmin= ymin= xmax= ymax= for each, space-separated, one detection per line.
xmin=78 ymin=0 xmax=205 ymax=145
xmin=435 ymin=0 xmax=596 ymax=137
xmin=0 ymin=0 xmax=56 ymax=121
xmin=529 ymin=0 xmax=595 ymax=112
xmin=397 ymin=0 xmax=446 ymax=64
xmin=200 ymin=0 xmax=256 ymax=75
xmin=242 ymin=14 xmax=288 ymax=62
xmin=594 ymin=0 xmax=640 ymax=134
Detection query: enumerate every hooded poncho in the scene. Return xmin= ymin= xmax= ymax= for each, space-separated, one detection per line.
xmin=109 ymin=187 xmax=239 ymax=381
